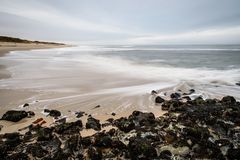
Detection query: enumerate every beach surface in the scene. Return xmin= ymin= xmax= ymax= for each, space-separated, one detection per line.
xmin=0 ymin=42 xmax=69 ymax=134
xmin=0 ymin=44 xmax=239 ymax=135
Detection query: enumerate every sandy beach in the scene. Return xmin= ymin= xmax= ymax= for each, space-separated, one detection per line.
xmin=0 ymin=42 xmax=68 ymax=134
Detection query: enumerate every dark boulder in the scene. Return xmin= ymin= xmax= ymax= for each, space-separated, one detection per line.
xmin=128 ymin=137 xmax=157 ymax=159
xmin=155 ymin=96 xmax=165 ymax=103
xmin=114 ymin=117 xmax=135 ymax=133
xmin=94 ymin=134 xmax=112 ymax=148
xmin=3 ymin=132 xmax=21 ymax=147
xmin=159 ymin=150 xmax=172 ymax=159
xmin=86 ymin=117 xmax=101 ymax=131
xmin=27 ymin=143 xmax=48 ymax=158
xmin=88 ymin=146 xmax=102 ymax=160
xmin=227 ymin=148 xmax=240 ymax=160
xmin=189 ymin=89 xmax=195 ymax=94
xmin=221 ymin=96 xmax=236 ymax=105
xmin=37 ymin=127 xmax=53 ymax=141
xmin=129 ymin=111 xmax=156 ymax=127
xmin=55 ymin=120 xmax=82 ymax=134
xmin=75 ymin=111 xmax=85 ymax=118
xmin=23 ymin=103 xmax=29 ymax=107
xmin=1 ymin=110 xmax=28 ymax=122
xmin=49 ymin=110 xmax=61 ymax=117
xmin=64 ymin=134 xmax=81 ymax=152
xmin=170 ymin=92 xmax=181 ymax=99
xmin=151 ymin=90 xmax=158 ymax=95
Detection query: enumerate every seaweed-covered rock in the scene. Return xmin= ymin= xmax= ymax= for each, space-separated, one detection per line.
xmin=27 ymin=143 xmax=48 ymax=158
xmin=55 ymin=120 xmax=82 ymax=134
xmin=1 ymin=110 xmax=28 ymax=122
xmin=221 ymin=96 xmax=236 ymax=105
xmin=49 ymin=110 xmax=61 ymax=117
xmin=88 ymin=146 xmax=102 ymax=160
xmin=86 ymin=117 xmax=101 ymax=131
xmin=37 ymin=127 xmax=53 ymax=141
xmin=129 ymin=111 xmax=156 ymax=127
xmin=128 ymin=137 xmax=157 ymax=159
xmin=114 ymin=117 xmax=135 ymax=133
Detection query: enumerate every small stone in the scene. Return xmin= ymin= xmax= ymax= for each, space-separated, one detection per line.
xmin=23 ymin=103 xmax=29 ymax=107
xmin=155 ymin=96 xmax=165 ymax=103
xmin=151 ymin=90 xmax=157 ymax=95
xmin=93 ymin=105 xmax=101 ymax=109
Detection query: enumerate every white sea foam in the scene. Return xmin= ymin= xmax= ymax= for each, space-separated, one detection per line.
xmin=1 ymin=46 xmax=240 ymax=103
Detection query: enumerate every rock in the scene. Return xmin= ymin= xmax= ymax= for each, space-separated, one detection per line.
xmin=1 ymin=110 xmax=28 ymax=122
xmin=23 ymin=103 xmax=29 ymax=107
xmin=111 ymin=112 xmax=116 ymax=116
xmin=106 ymin=118 xmax=114 ymax=123
xmin=170 ymin=92 xmax=181 ymax=99
xmin=49 ymin=110 xmax=61 ymax=117
xmin=155 ymin=96 xmax=165 ymax=103
xmin=221 ymin=96 xmax=236 ymax=105
xmin=93 ymin=105 xmax=101 ymax=109
xmin=151 ymin=90 xmax=158 ymax=95
xmin=182 ymin=96 xmax=191 ymax=101
xmin=81 ymin=136 xmax=93 ymax=147
xmin=88 ymin=146 xmax=102 ymax=160
xmin=75 ymin=111 xmax=85 ymax=118
xmin=3 ymin=132 xmax=21 ymax=147
xmin=227 ymin=148 xmax=240 ymax=159
xmin=189 ymin=89 xmax=195 ymax=94
xmin=94 ymin=134 xmax=112 ymax=148
xmin=128 ymin=137 xmax=157 ymax=159
xmin=86 ymin=117 xmax=101 ymax=131
xmin=37 ymin=127 xmax=53 ymax=141
xmin=64 ymin=134 xmax=80 ymax=152
xmin=55 ymin=120 xmax=83 ymax=134
xmin=27 ymin=111 xmax=35 ymax=118
xmin=159 ymin=150 xmax=172 ymax=159
xmin=108 ymin=128 xmax=116 ymax=136
xmin=111 ymin=139 xmax=127 ymax=149
xmin=114 ymin=117 xmax=135 ymax=133
xmin=44 ymin=109 xmax=50 ymax=113
xmin=129 ymin=111 xmax=156 ymax=127
xmin=6 ymin=153 xmax=30 ymax=160
xmin=27 ymin=143 xmax=48 ymax=158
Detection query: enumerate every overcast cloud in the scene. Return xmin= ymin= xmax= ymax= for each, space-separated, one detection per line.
xmin=0 ymin=0 xmax=240 ymax=44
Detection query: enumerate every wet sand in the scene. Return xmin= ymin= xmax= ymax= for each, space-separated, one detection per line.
xmin=0 ymin=42 xmax=69 ymax=134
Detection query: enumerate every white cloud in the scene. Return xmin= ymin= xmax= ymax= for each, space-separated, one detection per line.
xmin=0 ymin=0 xmax=130 ymax=34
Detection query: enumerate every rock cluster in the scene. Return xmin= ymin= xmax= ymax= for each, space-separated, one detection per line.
xmin=0 ymin=94 xmax=240 ymax=159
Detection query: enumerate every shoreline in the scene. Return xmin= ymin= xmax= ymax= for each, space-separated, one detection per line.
xmin=0 ymin=42 xmax=69 ymax=79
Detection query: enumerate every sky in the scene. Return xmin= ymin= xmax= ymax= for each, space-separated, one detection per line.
xmin=0 ymin=0 xmax=240 ymax=44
